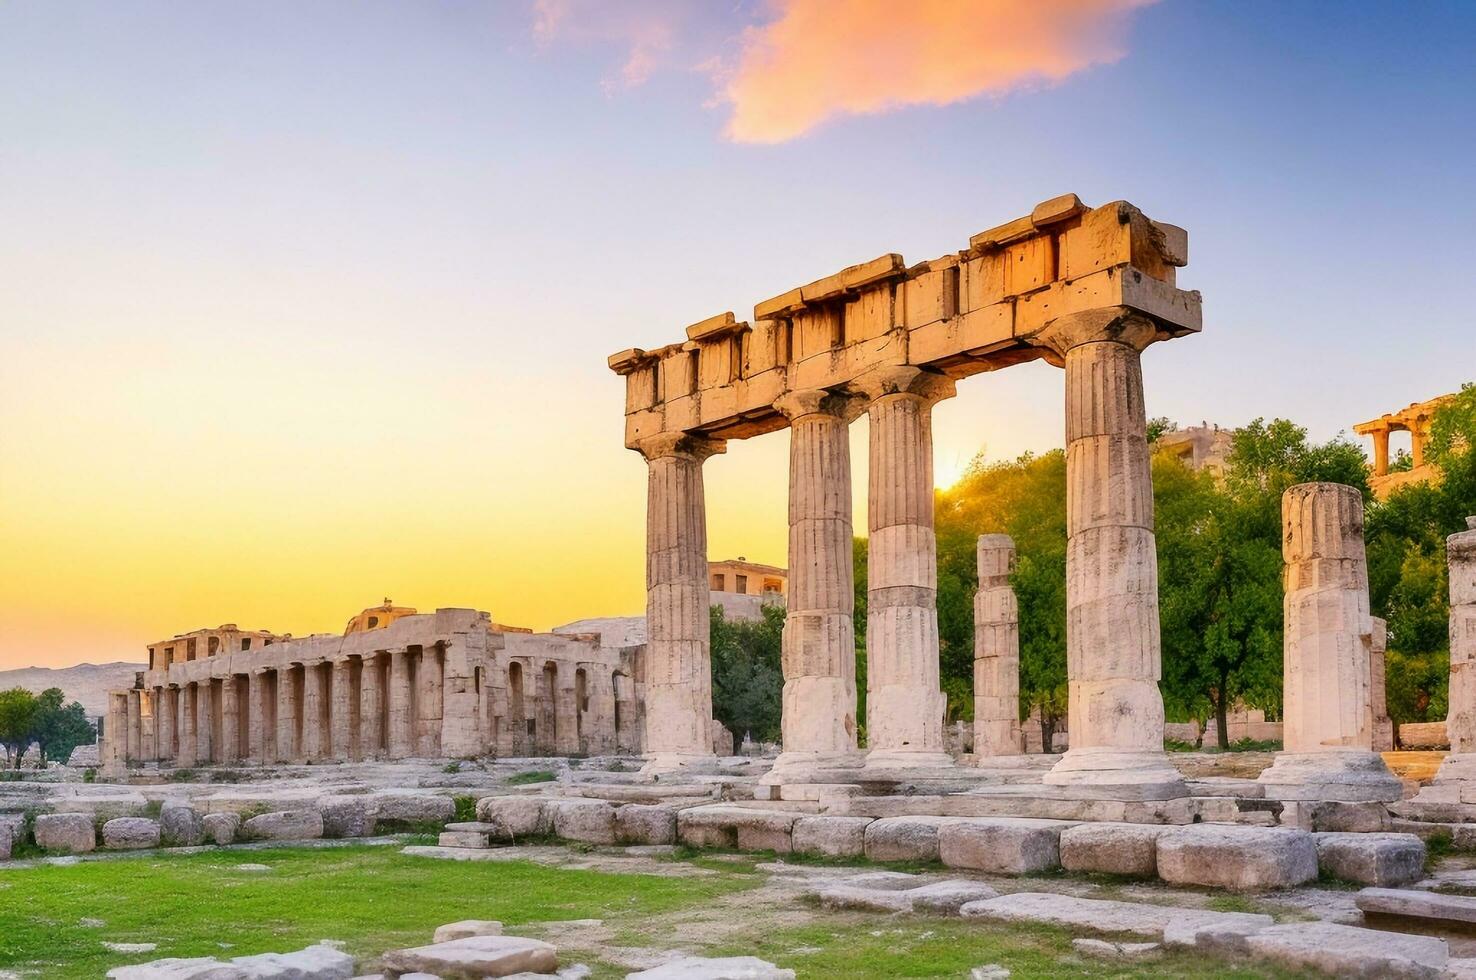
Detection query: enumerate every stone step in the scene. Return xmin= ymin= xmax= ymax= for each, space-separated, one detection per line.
xmin=443 ymin=822 xmax=501 ymax=834
xmin=438 ymin=830 xmax=495 ymax=849
xmin=959 ymin=891 xmax=1272 ymax=942
xmin=1243 ymin=922 xmax=1447 ymax=979
xmin=1356 ymin=886 xmax=1476 ymax=926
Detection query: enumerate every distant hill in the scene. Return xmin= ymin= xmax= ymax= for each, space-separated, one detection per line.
xmin=0 ymin=662 xmax=145 ymax=718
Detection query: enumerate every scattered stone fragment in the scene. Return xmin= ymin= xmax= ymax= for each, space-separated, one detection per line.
xmin=1156 ymin=825 xmax=1317 ymax=891
xmin=102 ymin=817 xmax=161 ymax=851
xmin=1356 ymin=887 xmax=1476 ymax=926
xmin=381 ymin=936 xmax=557 ymax=979
xmin=319 ymin=796 xmax=375 ymax=839
xmin=840 ymin=871 xmax=925 ymax=891
xmin=159 ymin=805 xmax=206 ymax=848
xmin=203 ymin=812 xmax=241 ymax=846
xmin=1071 ymin=938 xmax=1160 ymax=959
xmin=624 ymin=955 xmax=795 ymax=979
xmin=623 ymin=844 xmax=677 ymax=858
xmin=937 ymin=817 xmax=1070 ymax=874
xmin=960 ymin=892 xmax=1272 ymax=941
xmin=790 ymin=816 xmax=872 ymax=858
xmin=241 ymin=809 xmax=325 ymax=842
xmin=1059 ymin=822 xmax=1167 ymax=877
xmin=863 ymin=816 xmax=951 ymax=863
xmin=812 ymin=885 xmax=914 ymax=913
xmin=475 ymin=797 xmax=547 ymax=839
xmin=1243 ymin=921 xmax=1447 ymax=979
xmin=80 ymin=918 xmax=106 ymax=928
xmin=433 ymin=920 xmax=504 ymax=943
xmin=1314 ymin=833 xmax=1425 ymax=886
xmin=103 ymin=942 xmax=158 ymax=953
xmin=969 ymin=968 xmax=1009 ymax=980
xmin=905 ymin=880 xmax=1000 ymax=915
xmin=34 ymin=813 xmax=97 ymax=854
xmin=106 ymin=942 xmax=354 ymax=979
xmin=234 ymin=863 xmax=272 ymax=873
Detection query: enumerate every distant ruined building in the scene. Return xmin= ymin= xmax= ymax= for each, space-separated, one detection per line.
xmin=1355 ymin=393 xmax=1458 ymax=500
xmin=1156 ymin=422 xmax=1234 ymax=479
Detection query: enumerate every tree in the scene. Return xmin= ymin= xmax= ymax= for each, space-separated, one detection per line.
xmin=0 ymin=688 xmax=38 ymax=769
xmin=709 ymin=604 xmax=785 ymax=749
xmin=30 ymin=688 xmax=95 ymax=766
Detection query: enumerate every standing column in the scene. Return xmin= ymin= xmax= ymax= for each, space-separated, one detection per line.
xmin=857 ymin=367 xmax=955 ymax=769
xmin=157 ymin=686 xmax=176 ymax=762
xmin=1033 ymin=312 xmax=1181 ymax=794
xmin=249 ymin=670 xmax=271 ymax=763
xmin=148 ymin=687 xmax=163 ymax=761
xmin=301 ymin=662 xmax=324 ymax=761
xmin=176 ymin=684 xmax=197 ymax=768
xmin=1372 ymin=429 xmax=1390 ymax=477
xmin=195 ymin=679 xmax=214 ymax=764
xmin=1434 ymin=518 xmax=1476 ymax=784
xmin=974 ymin=534 xmax=1023 ymax=758
xmin=219 ymin=675 xmax=240 ymax=764
xmin=276 ymin=667 xmax=298 ymax=763
xmin=102 ymin=691 xmax=128 ymax=776
xmin=1370 ymin=617 xmax=1394 ymax=752
xmin=766 ymin=389 xmax=863 ymax=782
xmin=1258 ymin=483 xmax=1401 ymax=801
xmin=360 ymin=654 xmax=386 ymax=760
xmin=388 ymin=650 xmax=414 ymax=758
xmin=636 ymin=432 xmax=725 ymax=773
xmin=126 ymin=690 xmax=142 ymax=763
xmin=331 ymin=659 xmax=353 ymax=762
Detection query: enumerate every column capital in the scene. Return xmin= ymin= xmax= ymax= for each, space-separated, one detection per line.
xmin=634 ymin=431 xmax=727 ymax=463
xmin=850 ymin=365 xmax=956 ymax=406
xmin=1028 ymin=307 xmax=1165 ymax=363
xmin=774 ymin=387 xmax=867 ymax=424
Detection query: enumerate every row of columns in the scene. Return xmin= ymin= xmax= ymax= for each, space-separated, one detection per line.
xmin=636 ymin=310 xmax=1182 ymax=793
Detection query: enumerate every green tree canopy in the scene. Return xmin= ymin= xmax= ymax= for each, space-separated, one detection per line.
xmin=0 ymin=688 xmax=38 ymax=768
xmin=31 ymin=688 xmax=95 ymax=766
xmin=709 ymin=604 xmax=785 ymax=749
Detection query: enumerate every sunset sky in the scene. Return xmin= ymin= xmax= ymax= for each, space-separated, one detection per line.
xmin=2 ymin=1 xmax=1473 ymax=668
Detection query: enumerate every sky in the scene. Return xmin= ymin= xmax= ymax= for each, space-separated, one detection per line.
xmin=2 ymin=0 xmax=1473 ymax=668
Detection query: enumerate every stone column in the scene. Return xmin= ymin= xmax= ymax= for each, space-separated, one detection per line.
xmin=1372 ymin=428 xmax=1390 ymax=477
xmin=331 ymin=659 xmax=353 ymax=762
xmin=126 ymin=690 xmax=142 ymax=763
xmin=249 ymin=670 xmax=270 ymax=763
xmin=276 ymin=667 xmax=298 ymax=763
xmin=1370 ymin=617 xmax=1395 ymax=752
xmin=176 ymin=685 xmax=197 ymax=768
xmin=102 ymin=691 xmax=129 ymax=776
xmin=766 ymin=389 xmax=863 ymax=781
xmin=636 ymin=432 xmax=725 ymax=772
xmin=1032 ymin=311 xmax=1182 ymax=795
xmin=1412 ymin=425 xmax=1427 ymax=468
xmin=1258 ymin=483 xmax=1401 ymax=801
xmin=388 ymin=649 xmax=414 ymax=758
xmin=301 ymin=662 xmax=324 ymax=761
xmin=157 ymin=686 xmax=176 ymax=762
xmin=974 ymin=534 xmax=1023 ymax=758
xmin=219 ymin=675 xmax=240 ymax=764
xmin=360 ymin=654 xmax=386 ymax=760
xmin=1434 ymin=518 xmax=1476 ymax=784
xmin=195 ymin=679 xmax=214 ymax=765
xmin=144 ymin=689 xmax=160 ymax=762
xmin=856 ymin=367 xmax=955 ymax=769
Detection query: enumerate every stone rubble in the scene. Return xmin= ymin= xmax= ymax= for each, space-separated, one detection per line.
xmin=380 ymin=936 xmax=558 ymax=979
xmin=106 ymin=942 xmax=355 ymax=980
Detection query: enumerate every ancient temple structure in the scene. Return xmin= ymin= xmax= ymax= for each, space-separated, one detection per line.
xmin=1354 ymin=393 xmax=1456 ymax=499
xmin=102 ymin=604 xmax=645 ymax=772
xmin=609 ymin=194 xmax=1201 ymax=791
xmin=973 ymin=534 xmax=1022 ymax=757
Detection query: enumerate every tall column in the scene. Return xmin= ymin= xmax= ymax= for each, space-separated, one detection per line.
xmin=766 ymin=389 xmax=863 ymax=781
xmin=301 ymin=662 xmax=324 ymax=761
xmin=102 ymin=691 xmax=129 ymax=777
xmin=417 ymin=646 xmax=444 ymax=757
xmin=143 ymin=689 xmax=159 ymax=762
xmin=195 ymin=679 xmax=214 ymax=764
xmin=331 ymin=659 xmax=353 ymax=762
xmin=1372 ymin=429 xmax=1390 ymax=477
xmin=219 ymin=676 xmax=240 ymax=764
xmin=157 ymin=686 xmax=176 ymax=762
xmin=276 ymin=667 xmax=298 ymax=763
xmin=1433 ymin=518 xmax=1476 ymax=784
xmin=1411 ymin=425 xmax=1427 ymax=468
xmin=176 ymin=684 xmax=197 ymax=768
xmin=1370 ymin=617 xmax=1394 ymax=752
xmin=974 ymin=534 xmax=1023 ymax=758
xmin=360 ymin=654 xmax=386 ymax=760
xmin=1033 ymin=311 xmax=1182 ymax=795
xmin=249 ymin=669 xmax=271 ymax=763
xmin=636 ymin=432 xmax=725 ymax=772
xmin=126 ymin=690 xmax=142 ymax=763
xmin=1258 ymin=483 xmax=1401 ymax=801
xmin=388 ymin=650 xmax=414 ymax=758
xmin=857 ymin=367 xmax=955 ymax=769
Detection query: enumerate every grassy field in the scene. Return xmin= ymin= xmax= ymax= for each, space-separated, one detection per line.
xmin=0 ymin=844 xmax=1316 ymax=978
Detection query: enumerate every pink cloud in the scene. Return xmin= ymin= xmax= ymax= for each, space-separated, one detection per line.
xmin=721 ymin=0 xmax=1158 ymax=143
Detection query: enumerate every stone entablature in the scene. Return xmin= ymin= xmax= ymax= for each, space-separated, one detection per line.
xmin=148 ymin=625 xmax=285 ymax=672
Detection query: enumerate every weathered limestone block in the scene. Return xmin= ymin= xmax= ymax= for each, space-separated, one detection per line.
xmin=373 ymin=793 xmax=456 ymax=827
xmin=626 ymin=956 xmax=794 ymax=980
xmin=381 ymin=935 xmax=557 ymax=979
xmin=439 ymin=823 xmax=497 ymax=849
xmin=102 ymin=817 xmax=161 ymax=850
xmin=863 ymin=816 xmax=951 ymax=863
xmin=241 ymin=809 xmax=325 ymax=842
xmin=906 ymin=880 xmax=1001 ymax=914
xmin=1308 ymin=800 xmax=1392 ymax=833
xmin=35 ymin=813 xmax=96 ymax=853
xmin=159 ymin=804 xmax=206 ymax=848
xmin=973 ymin=534 xmax=1022 ymax=758
xmin=959 ymin=891 xmax=1272 ymax=941
xmin=814 ymin=885 xmax=914 ymax=912
xmin=203 ymin=812 xmax=240 ymax=846
xmin=0 ymin=813 xmax=23 ymax=853
xmin=1356 ymin=886 xmax=1476 ymax=925
xmin=106 ymin=942 xmax=355 ymax=980
xmin=475 ymin=797 xmax=548 ymax=839
xmin=614 ymin=804 xmax=677 ymax=845
xmin=1059 ymin=822 xmax=1170 ymax=877
xmin=1313 ymin=832 xmax=1425 ymax=886
xmin=791 ymin=816 xmax=873 ymax=858
xmin=319 ymin=796 xmax=375 ymax=839
xmin=1156 ymin=825 xmax=1318 ymax=891
xmin=1243 ymin=922 xmax=1446 ymax=979
xmin=432 ymin=920 xmax=503 ymax=943
xmin=937 ymin=817 xmax=1072 ymax=874
xmin=547 ymin=799 xmax=618 ymax=845
xmin=676 ymin=805 xmax=801 ymax=852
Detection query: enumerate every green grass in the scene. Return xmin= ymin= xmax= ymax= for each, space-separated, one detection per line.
xmin=0 ymin=845 xmax=754 ymax=978
xmin=506 ymin=770 xmax=557 ymax=785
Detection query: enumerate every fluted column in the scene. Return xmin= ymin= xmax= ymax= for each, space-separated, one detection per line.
xmin=360 ymin=654 xmax=386 ymax=760
xmin=766 ymin=389 xmax=863 ymax=781
xmin=301 ymin=662 xmax=325 ymax=761
xmin=388 ymin=649 xmax=414 ymax=758
xmin=102 ymin=691 xmax=129 ymax=776
xmin=157 ymin=686 xmax=176 ymax=762
xmin=855 ymin=367 xmax=955 ymax=769
xmin=195 ymin=679 xmax=214 ymax=764
xmin=276 ymin=667 xmax=298 ymax=763
xmin=1258 ymin=483 xmax=1401 ymax=801
xmin=1030 ymin=311 xmax=1181 ymax=794
xmin=219 ymin=675 xmax=240 ymax=764
xmin=636 ymin=432 xmax=725 ymax=772
xmin=126 ymin=690 xmax=142 ymax=763
xmin=331 ymin=659 xmax=353 ymax=762
xmin=176 ymin=684 xmax=197 ymax=768
xmin=974 ymin=534 xmax=1023 ymax=757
